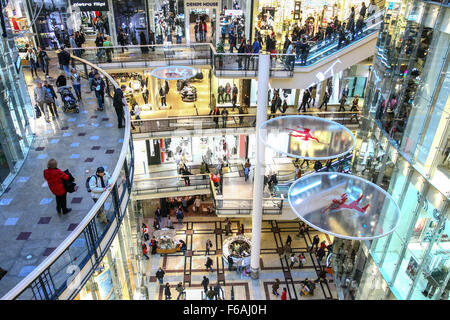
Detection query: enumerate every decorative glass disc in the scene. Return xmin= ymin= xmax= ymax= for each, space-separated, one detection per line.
xmin=259 ymin=115 xmax=355 ymax=160
xmin=288 ymin=172 xmax=401 ymax=240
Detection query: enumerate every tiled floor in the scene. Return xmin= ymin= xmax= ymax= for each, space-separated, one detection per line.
xmin=0 ymin=55 xmax=124 ymax=297
xmin=142 ymin=214 xmax=336 ymax=300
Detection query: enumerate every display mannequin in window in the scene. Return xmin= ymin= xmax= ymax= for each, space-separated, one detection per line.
xmin=422 ymin=266 xmax=448 ymax=298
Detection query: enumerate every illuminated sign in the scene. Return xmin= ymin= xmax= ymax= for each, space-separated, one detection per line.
xmin=70 ymin=0 xmax=109 ymax=11
xmin=185 ymin=1 xmax=219 ymax=7
xmin=151 ymin=66 xmax=197 ymax=80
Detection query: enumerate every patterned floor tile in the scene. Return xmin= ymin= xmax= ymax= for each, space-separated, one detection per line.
xmin=91 ymin=146 xmax=101 ymax=150
xmin=70 ymin=142 xmax=80 ymax=147
xmin=16 ymin=232 xmax=32 ymax=240
xmin=37 ymin=217 xmax=51 ymax=224
xmin=39 ymin=198 xmax=53 ymax=205
xmin=105 ymin=149 xmax=114 ymax=154
xmin=67 ymin=223 xmax=78 ymax=231
xmin=18 ymin=266 xmax=36 ymax=277
xmin=42 ymin=247 xmax=56 ymax=256
xmin=4 ymin=218 xmax=19 ymax=226
xmin=71 ymin=197 xmax=83 ymax=204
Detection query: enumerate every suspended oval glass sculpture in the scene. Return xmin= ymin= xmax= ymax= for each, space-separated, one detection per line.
xmin=288 ymin=172 xmax=401 ymax=240
xmin=259 ymin=115 xmax=355 ymax=160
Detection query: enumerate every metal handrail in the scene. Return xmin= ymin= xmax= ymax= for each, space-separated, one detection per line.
xmin=130 ymin=111 xmax=362 ymax=123
xmin=1 ymin=55 xmax=132 ymax=300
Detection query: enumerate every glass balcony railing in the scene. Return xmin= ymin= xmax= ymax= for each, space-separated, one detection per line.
xmin=133 ymin=173 xmax=211 ymax=196
xmin=131 ymin=111 xmax=361 ymax=136
xmin=65 ymin=11 xmax=383 ymax=78
xmin=1 ymin=57 xmax=134 ymax=300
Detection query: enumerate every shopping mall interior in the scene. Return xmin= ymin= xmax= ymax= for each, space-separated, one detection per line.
xmin=0 ymin=0 xmax=448 ymax=302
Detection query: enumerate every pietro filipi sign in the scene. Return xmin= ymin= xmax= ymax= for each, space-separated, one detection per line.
xmin=70 ymin=0 xmax=109 ymax=11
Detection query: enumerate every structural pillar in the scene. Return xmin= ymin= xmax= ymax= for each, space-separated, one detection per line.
xmin=250 ymin=54 xmax=270 ymax=279
xmin=107 ymin=0 xmax=118 ymax=45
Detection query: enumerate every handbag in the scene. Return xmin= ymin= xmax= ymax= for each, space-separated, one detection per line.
xmin=62 ymin=169 xmax=77 ymax=193
xmin=35 ymin=105 xmax=42 ymax=118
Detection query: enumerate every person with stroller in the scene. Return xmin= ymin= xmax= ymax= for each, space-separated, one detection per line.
xmin=70 ymin=68 xmax=82 ymax=101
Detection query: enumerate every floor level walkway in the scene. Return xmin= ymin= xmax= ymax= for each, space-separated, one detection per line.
xmin=0 ymin=56 xmax=124 ymax=297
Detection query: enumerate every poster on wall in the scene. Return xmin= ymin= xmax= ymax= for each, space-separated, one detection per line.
xmin=96 ymin=268 xmax=115 ymax=300
xmin=406 ymin=256 xmax=419 ymax=280
xmin=70 ymin=0 xmax=109 ymax=11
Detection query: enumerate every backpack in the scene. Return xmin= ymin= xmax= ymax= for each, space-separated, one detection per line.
xmin=86 ymin=175 xmax=96 ymax=192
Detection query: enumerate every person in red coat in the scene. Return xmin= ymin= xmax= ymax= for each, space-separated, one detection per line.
xmin=281 ymin=288 xmax=287 ymax=300
xmin=43 ymin=158 xmax=72 ymax=214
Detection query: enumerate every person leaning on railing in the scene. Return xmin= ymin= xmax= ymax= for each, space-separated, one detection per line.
xmin=88 ymin=166 xmax=112 ymax=225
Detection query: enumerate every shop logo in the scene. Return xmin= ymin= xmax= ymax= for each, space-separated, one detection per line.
xmin=323 ymin=193 xmax=370 ymax=214
xmin=151 ymin=66 xmax=197 ymax=80
xmin=286 ymin=127 xmax=320 ymax=143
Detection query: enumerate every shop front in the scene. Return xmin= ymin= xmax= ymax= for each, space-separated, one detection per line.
xmin=252 ymin=0 xmax=378 ymax=50
xmin=75 ymin=208 xmax=139 ymax=300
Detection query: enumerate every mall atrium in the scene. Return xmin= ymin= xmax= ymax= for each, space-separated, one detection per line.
xmin=0 ymin=0 xmax=448 ymax=301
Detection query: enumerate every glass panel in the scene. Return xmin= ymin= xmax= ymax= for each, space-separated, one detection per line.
xmin=380 ymin=231 xmax=404 ymax=284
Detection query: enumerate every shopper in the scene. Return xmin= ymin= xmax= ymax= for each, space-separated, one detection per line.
xmin=55 ymin=72 xmax=67 ymax=88
xmin=272 ymin=278 xmax=281 ymax=297
xmin=101 ymin=36 xmax=112 ymax=63
xmin=309 ymin=86 xmax=317 ymax=107
xmin=227 ymin=255 xmax=234 ymax=271
xmin=298 ymin=253 xmax=306 ymax=268
xmin=142 ymin=243 xmax=149 ymax=260
xmin=34 ymin=81 xmax=51 ymax=123
xmin=43 ymin=80 xmax=58 ymax=119
xmin=88 ymin=69 xmax=97 ymax=92
xmin=338 ymin=94 xmax=347 ymax=111
xmin=289 ymin=254 xmax=298 ymax=269
xmin=360 ymin=2 xmax=367 ymax=18
xmin=91 ymin=73 xmax=106 ymax=111
xmin=316 ymin=246 xmax=326 ymax=264
xmin=318 ymin=91 xmax=330 ymax=111
xmin=26 ymin=48 xmax=38 ymax=78
xmin=244 ymin=159 xmax=251 ymax=182
xmin=206 ymin=286 xmax=215 ymax=300
xmin=281 ymin=288 xmax=287 ymax=300
xmin=176 ymin=205 xmax=184 ymax=224
xmin=37 ymin=47 xmax=50 ymax=77
xmin=43 ymin=159 xmax=72 ymax=215
xmin=212 ymin=106 xmax=220 ymax=129
xmin=148 ymin=29 xmax=156 ymax=51
xmin=205 ymin=257 xmax=214 ymax=272
xmin=221 ymin=107 xmax=229 ymax=128
xmin=155 ymin=267 xmax=165 ymax=284
xmin=69 ymin=34 xmax=81 ymax=58
xmin=139 ymin=31 xmax=149 ymax=54
xmin=113 ymin=85 xmax=126 ymax=128
xmin=150 ymin=236 xmax=157 ymax=254
xmin=88 ymin=166 xmax=112 ymax=225
xmin=57 ymin=46 xmax=71 ymax=77
xmin=213 ymin=283 xmax=224 ymax=300
xmin=351 ymin=94 xmax=360 ymax=111
xmin=159 ymin=86 xmax=167 ymax=107
xmin=205 ymin=239 xmax=213 ymax=256
xmin=314 ymin=160 xmax=323 ymax=172
xmin=142 ymin=223 xmax=149 ymax=241
xmin=310 ymin=235 xmax=320 ymax=252
xmin=225 ymin=218 xmax=232 ymax=236
xmin=286 ymin=235 xmax=292 ymax=246
xmin=176 ymin=282 xmax=185 ymax=300
xmin=70 ymin=68 xmax=82 ymax=101
xmin=164 ymin=283 xmax=171 ymax=300
xmin=201 ymin=276 xmax=209 ymax=293
xmin=193 ymin=196 xmax=201 ymax=212
xmin=298 ymin=88 xmax=310 ymax=112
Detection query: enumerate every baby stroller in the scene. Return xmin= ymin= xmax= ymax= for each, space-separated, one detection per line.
xmin=57 ymin=86 xmax=79 ymax=113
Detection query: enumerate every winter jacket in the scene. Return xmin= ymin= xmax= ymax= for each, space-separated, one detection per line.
xmin=44 ymin=168 xmax=69 ymax=196
xmin=57 ymin=49 xmax=71 ymax=65
xmin=89 ymin=172 xmax=112 ymax=199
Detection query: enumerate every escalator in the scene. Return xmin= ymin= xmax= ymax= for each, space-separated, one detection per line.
xmin=271 ymin=11 xmax=384 ymax=89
